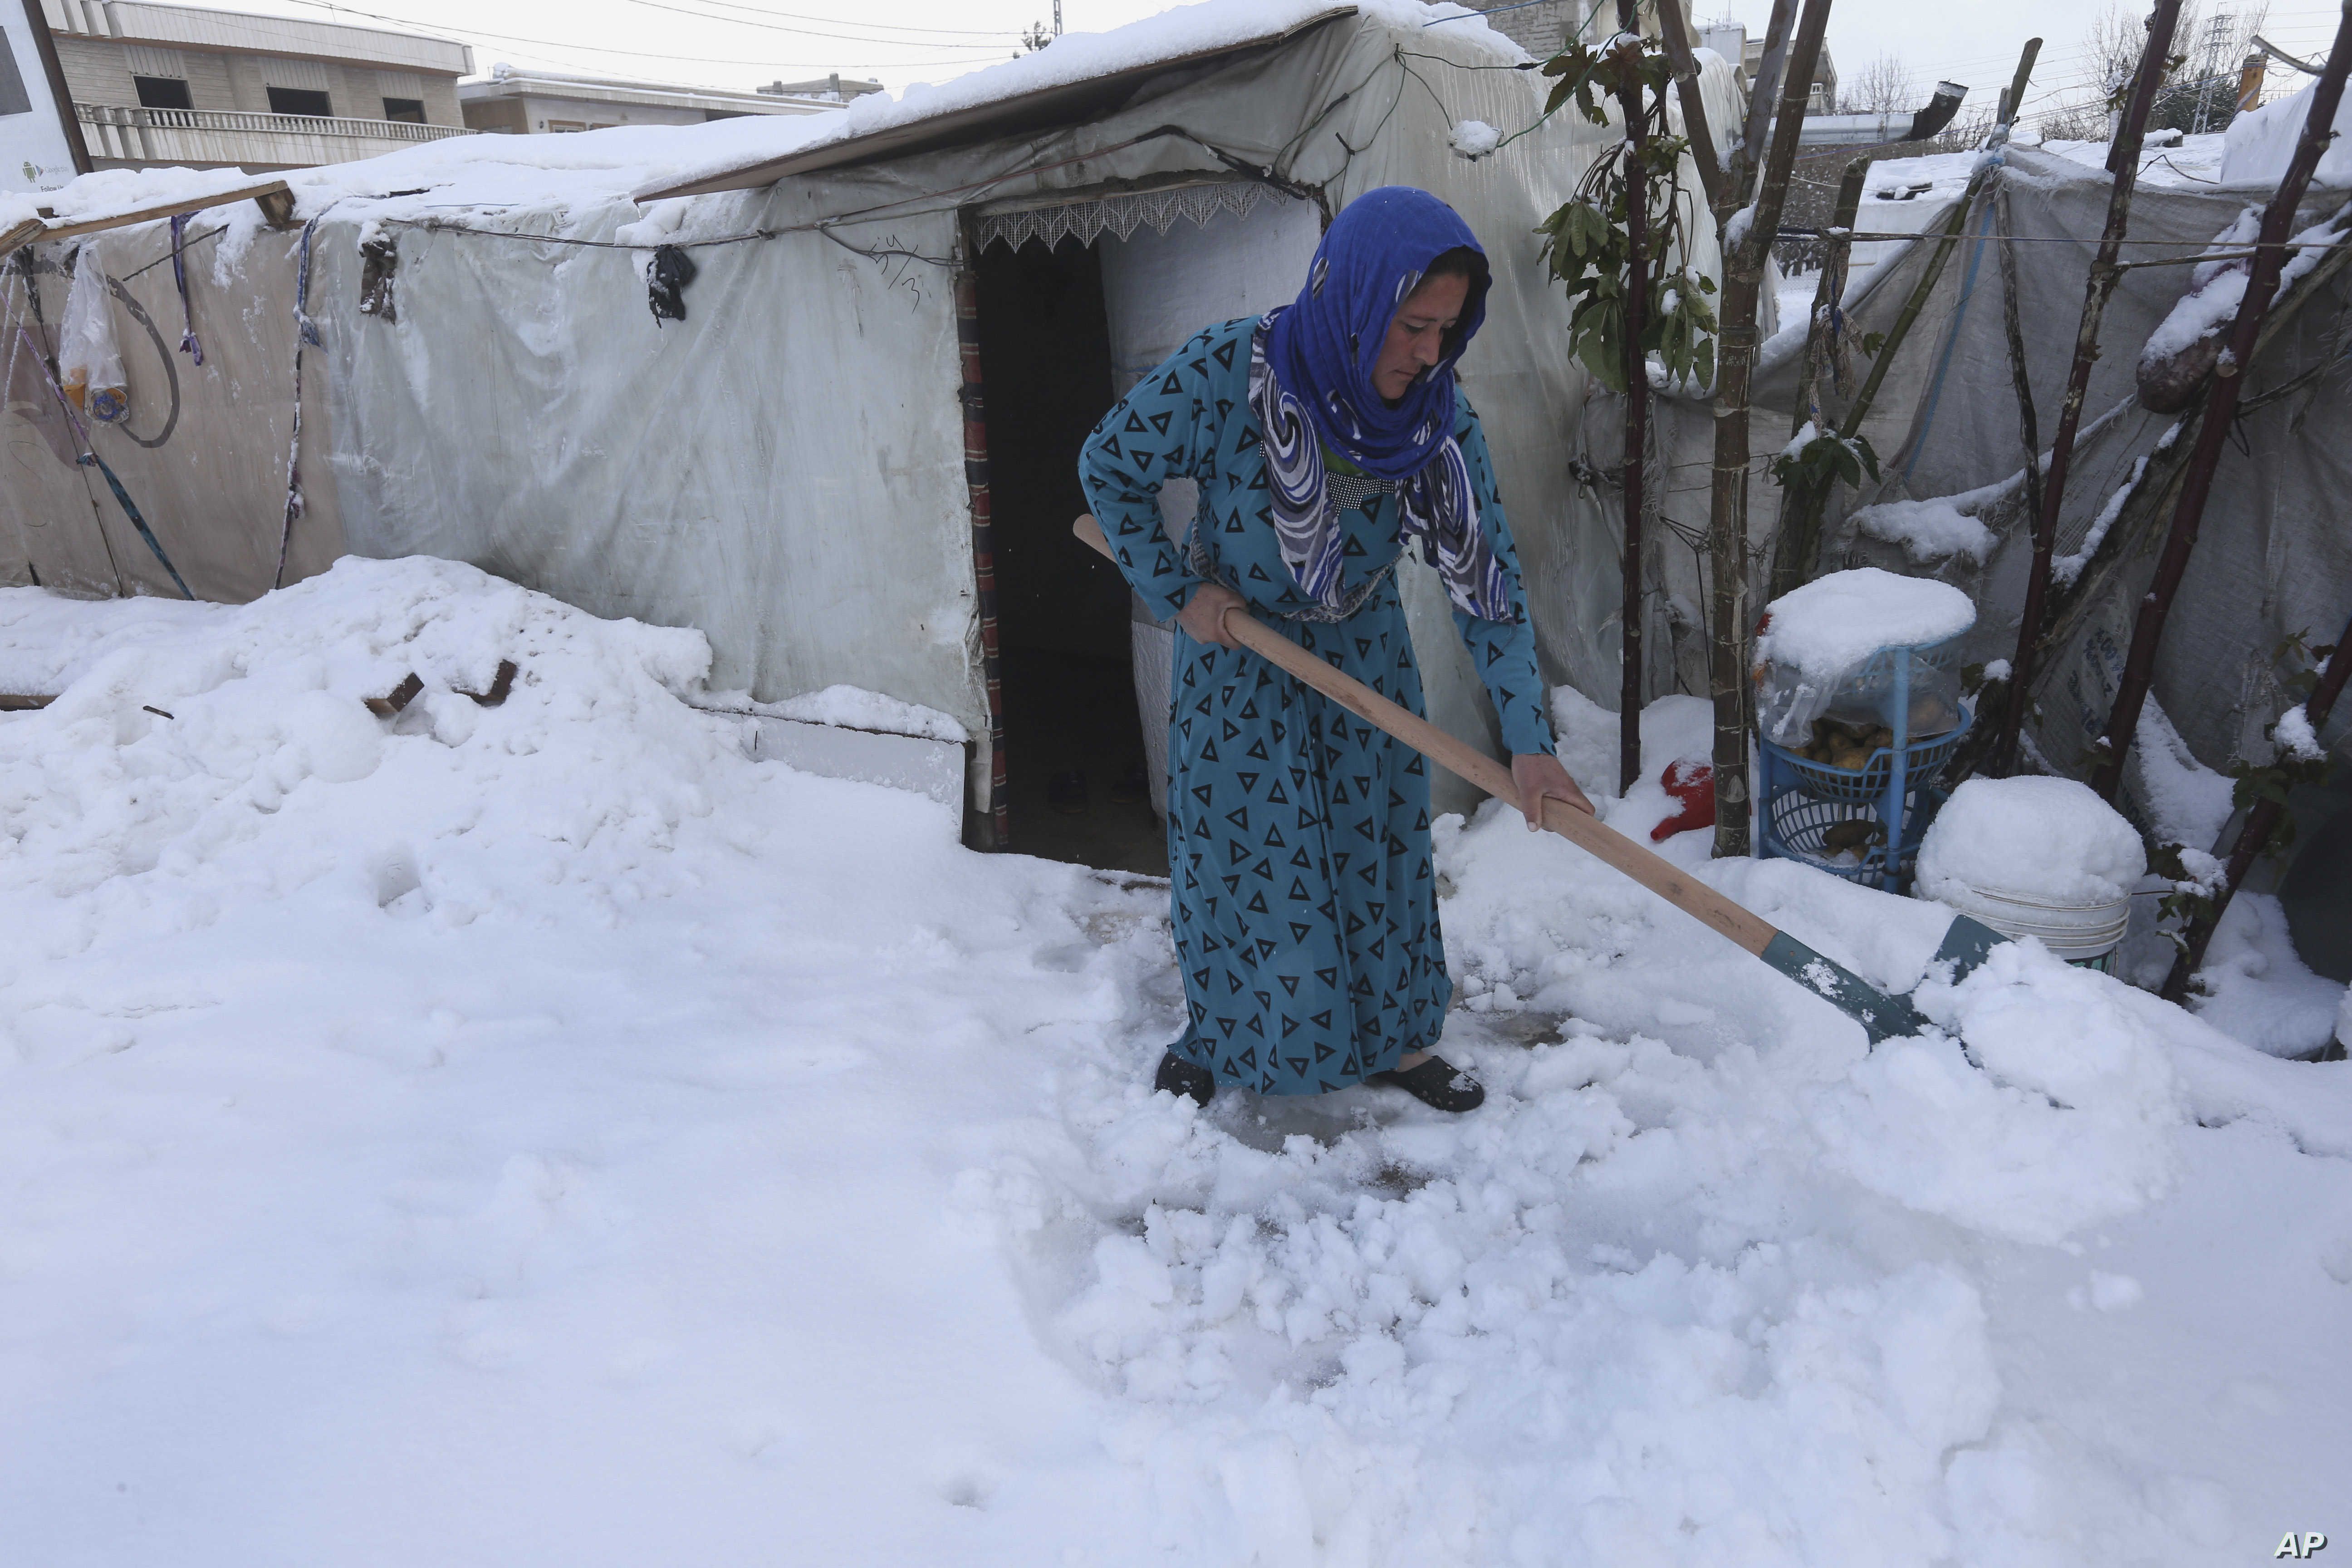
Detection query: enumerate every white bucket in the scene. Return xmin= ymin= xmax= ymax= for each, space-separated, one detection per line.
xmin=1934 ymin=880 xmax=2132 ymax=969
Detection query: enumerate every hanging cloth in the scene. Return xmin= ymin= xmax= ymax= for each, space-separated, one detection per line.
xmin=169 ymin=215 xmax=204 ymax=366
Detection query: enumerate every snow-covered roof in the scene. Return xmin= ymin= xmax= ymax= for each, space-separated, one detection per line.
xmin=4 ymin=0 xmax=1514 ymax=245
xmin=632 ymin=0 xmax=1368 ymax=201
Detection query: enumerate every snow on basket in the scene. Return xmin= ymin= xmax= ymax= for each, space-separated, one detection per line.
xmin=1916 ymin=776 xmax=2146 ymax=970
xmin=1753 ymin=568 xmax=1976 ymax=749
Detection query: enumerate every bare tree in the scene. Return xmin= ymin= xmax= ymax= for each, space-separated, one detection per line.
xmin=2061 ymin=0 xmax=2271 ymax=137
xmin=1844 ymin=50 xmax=1913 ymax=114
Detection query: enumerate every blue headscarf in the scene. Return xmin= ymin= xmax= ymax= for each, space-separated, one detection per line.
xmin=1265 ymin=186 xmax=1489 ymax=478
xmin=1248 ymin=187 xmax=1512 ymax=620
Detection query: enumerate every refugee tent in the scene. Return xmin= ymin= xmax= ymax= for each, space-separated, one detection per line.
xmin=1728 ymin=132 xmax=2352 ymax=975
xmin=0 ymin=0 xmax=1745 ymax=862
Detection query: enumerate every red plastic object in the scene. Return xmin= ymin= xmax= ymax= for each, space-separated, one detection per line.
xmin=1651 ymin=759 xmax=1716 ymax=841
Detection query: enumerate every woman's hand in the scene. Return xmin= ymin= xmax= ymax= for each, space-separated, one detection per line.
xmin=1511 ymin=752 xmax=1593 ymax=831
xmin=1176 ymin=581 xmax=1247 ymax=650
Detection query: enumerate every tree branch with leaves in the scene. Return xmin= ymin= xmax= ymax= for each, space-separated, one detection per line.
xmin=1534 ymin=24 xmax=1720 ymax=793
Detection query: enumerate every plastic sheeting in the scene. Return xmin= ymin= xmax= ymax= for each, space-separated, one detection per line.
xmin=1 ymin=230 xmax=346 ymax=603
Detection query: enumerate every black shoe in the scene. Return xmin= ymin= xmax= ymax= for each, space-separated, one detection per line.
xmin=1108 ymin=763 xmax=1150 ymax=805
xmin=1048 ymin=770 xmax=1089 ymax=815
xmin=1153 ymin=1049 xmax=1215 ymax=1107
xmin=1368 ymin=1054 xmax=1484 ymax=1112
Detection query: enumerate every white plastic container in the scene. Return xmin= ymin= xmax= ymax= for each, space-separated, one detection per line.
xmin=1929 ymin=880 xmax=2133 ymax=970
xmin=1915 ymin=776 xmax=2147 ymax=971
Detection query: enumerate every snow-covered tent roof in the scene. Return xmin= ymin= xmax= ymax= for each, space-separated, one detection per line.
xmin=635 ymin=3 xmax=1362 ymax=198
xmin=1 ymin=0 xmax=1748 ymax=830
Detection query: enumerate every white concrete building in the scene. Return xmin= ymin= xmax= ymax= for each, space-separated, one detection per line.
xmin=41 ymin=0 xmax=470 ymax=171
xmin=458 ymin=65 xmax=868 ymax=136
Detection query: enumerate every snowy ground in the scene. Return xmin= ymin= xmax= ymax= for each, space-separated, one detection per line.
xmin=3 ymin=562 xmax=2347 ymax=1565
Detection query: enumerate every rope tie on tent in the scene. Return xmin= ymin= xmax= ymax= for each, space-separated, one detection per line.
xmin=274 ymin=219 xmax=321 ymax=592
xmin=168 ymin=215 xmax=203 ymax=367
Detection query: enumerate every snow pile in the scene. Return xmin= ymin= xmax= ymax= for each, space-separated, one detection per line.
xmin=1756 ymin=568 xmax=1976 ymax=681
xmin=2274 ymin=702 xmax=2326 ymax=762
xmin=1546 ymin=686 xmax=1714 ymax=839
xmin=1821 ymin=943 xmax=2182 ymax=1244
xmin=2222 ymin=74 xmax=2352 ymax=187
xmin=762 ymin=683 xmax=968 ymax=743
xmin=1448 ymin=118 xmax=1503 ymax=158
xmin=2129 ymin=696 xmax=2236 ymax=851
xmin=1915 ymin=776 xmax=2147 ymax=907
xmin=2188 ymin=892 xmax=2350 ymax=1059
xmin=0 ymin=166 xmax=291 ymax=235
xmin=2 ymin=573 xmax=2347 ymax=1559
xmin=2138 ymin=202 xmax=2352 ymax=395
xmin=1852 ymin=496 xmax=1997 ymax=565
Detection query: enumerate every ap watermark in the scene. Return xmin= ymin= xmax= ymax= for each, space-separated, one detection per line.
xmin=2278 ymin=1534 xmax=2328 ymax=1559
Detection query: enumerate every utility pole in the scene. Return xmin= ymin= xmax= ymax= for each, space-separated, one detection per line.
xmin=1053 ymin=0 xmax=1062 ymax=35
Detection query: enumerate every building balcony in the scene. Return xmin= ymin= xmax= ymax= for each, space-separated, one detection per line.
xmin=75 ymin=102 xmax=471 ymax=170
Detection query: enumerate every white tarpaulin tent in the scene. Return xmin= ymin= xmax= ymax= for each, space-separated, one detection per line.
xmin=1 ymin=0 xmax=1744 ymax=839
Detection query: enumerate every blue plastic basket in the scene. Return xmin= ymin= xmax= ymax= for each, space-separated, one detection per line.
xmin=1760 ymin=784 xmax=1945 ymax=887
xmin=1762 ymin=719 xmax=1972 ymax=806
xmin=1755 ymin=623 xmax=1974 ymax=893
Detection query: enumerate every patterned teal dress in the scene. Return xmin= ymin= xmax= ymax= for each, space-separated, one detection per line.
xmin=1078 ymin=316 xmax=1554 ymax=1096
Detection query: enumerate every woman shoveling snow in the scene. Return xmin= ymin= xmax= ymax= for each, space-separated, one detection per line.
xmin=1078 ymin=186 xmax=1590 ymax=1113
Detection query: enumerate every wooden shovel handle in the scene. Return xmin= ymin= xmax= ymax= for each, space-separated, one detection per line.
xmin=1074 ymin=514 xmax=1779 ymax=956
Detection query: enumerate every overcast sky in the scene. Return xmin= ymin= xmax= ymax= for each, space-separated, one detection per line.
xmin=213 ymin=0 xmax=2350 ymax=120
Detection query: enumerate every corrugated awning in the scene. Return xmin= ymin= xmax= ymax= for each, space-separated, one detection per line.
xmin=630 ymin=6 xmax=1355 ymax=204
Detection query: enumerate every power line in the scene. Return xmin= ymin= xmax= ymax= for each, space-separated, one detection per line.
xmin=658 ymin=0 xmax=1021 ymax=37
xmin=617 ymin=0 xmax=1019 ymax=49
xmin=275 ymin=0 xmax=1006 ymax=69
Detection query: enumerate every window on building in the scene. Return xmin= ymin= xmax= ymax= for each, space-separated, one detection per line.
xmin=382 ymin=97 xmax=426 ymax=122
xmin=545 ymin=119 xmax=586 ymax=132
xmin=267 ymin=86 xmax=334 ymax=118
xmin=135 ymin=75 xmax=195 ymax=111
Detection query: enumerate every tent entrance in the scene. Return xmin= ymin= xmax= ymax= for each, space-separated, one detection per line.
xmin=972 ymin=235 xmax=1164 ymax=875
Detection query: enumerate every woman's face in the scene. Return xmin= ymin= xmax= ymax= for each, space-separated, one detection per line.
xmin=1371 ymin=271 xmax=1470 ymax=403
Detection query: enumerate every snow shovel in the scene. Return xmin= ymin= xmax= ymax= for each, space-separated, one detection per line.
xmin=1073 ymin=514 xmax=2006 ymax=1045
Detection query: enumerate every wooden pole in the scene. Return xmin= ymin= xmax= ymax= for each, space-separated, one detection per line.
xmin=2091 ymin=2 xmax=2352 ymax=801
xmin=1993 ymin=187 xmax=2045 ymax=624
xmin=1733 ymin=0 xmax=1801 ymax=206
xmin=1990 ymin=0 xmax=2185 ymax=778
xmin=1706 ymin=0 xmax=1833 ymax=858
xmin=1614 ymin=11 xmax=1651 ymax=796
xmin=2161 ymin=607 xmax=2352 ymax=1000
xmin=1653 ymin=0 xmax=1727 ymax=213
xmin=1767 ymin=154 xmax=1871 ymax=598
xmin=953 ymin=265 xmax=1012 ymax=849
